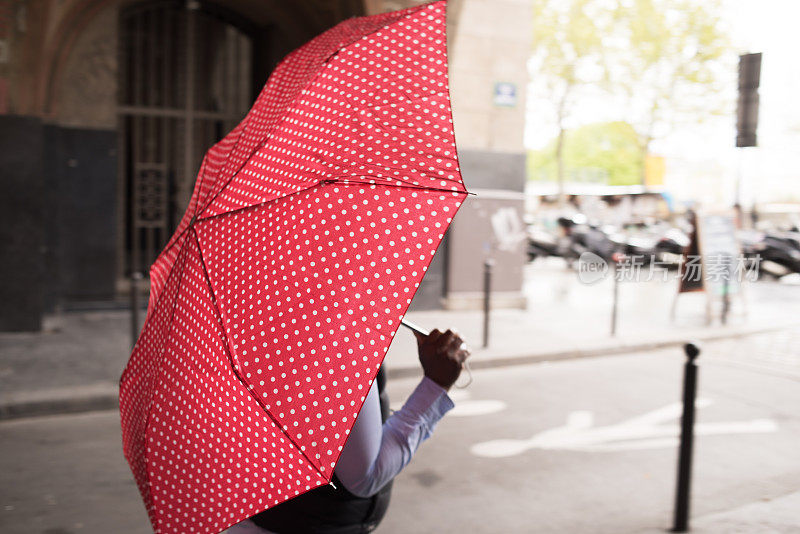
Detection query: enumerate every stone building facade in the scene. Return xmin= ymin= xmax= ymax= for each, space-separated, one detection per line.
xmin=0 ymin=0 xmax=531 ymax=330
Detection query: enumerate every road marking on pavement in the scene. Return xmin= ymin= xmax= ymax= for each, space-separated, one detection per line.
xmin=449 ymin=399 xmax=507 ymax=417
xmin=470 ymin=398 xmax=778 ymax=458
xmin=447 ymin=390 xmax=507 ymax=417
xmin=391 ymin=390 xmax=507 ymax=417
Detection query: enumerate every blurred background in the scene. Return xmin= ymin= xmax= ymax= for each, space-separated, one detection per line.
xmin=2 ymin=0 xmax=800 ymax=329
xmin=1 ymin=1 xmax=799 ymax=533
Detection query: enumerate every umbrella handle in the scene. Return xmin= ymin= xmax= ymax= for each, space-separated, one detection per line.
xmin=399 ymin=318 xmax=473 ymax=389
xmin=400 ymin=318 xmax=429 ymax=336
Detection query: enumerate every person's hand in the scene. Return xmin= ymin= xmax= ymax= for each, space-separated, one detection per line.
xmin=414 ymin=329 xmax=470 ymax=391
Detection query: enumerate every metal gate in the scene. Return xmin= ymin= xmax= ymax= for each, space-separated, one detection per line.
xmin=118 ymin=1 xmax=253 ymax=279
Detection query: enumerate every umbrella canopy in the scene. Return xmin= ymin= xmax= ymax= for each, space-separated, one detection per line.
xmin=119 ymin=1 xmax=467 ymax=532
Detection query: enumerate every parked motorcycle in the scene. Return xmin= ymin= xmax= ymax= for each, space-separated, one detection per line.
xmin=610 ymin=222 xmax=689 ymax=267
xmin=526 ymin=225 xmax=559 ymax=261
xmin=738 ymin=229 xmax=800 ymax=278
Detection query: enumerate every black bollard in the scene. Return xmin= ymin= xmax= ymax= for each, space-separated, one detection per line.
xmin=672 ymin=342 xmax=701 ymax=532
xmin=482 ymin=258 xmax=493 ymax=349
xmin=721 ymin=276 xmax=730 ymax=325
xmin=130 ymin=271 xmax=143 ymax=348
xmin=610 ymin=254 xmax=622 ymax=336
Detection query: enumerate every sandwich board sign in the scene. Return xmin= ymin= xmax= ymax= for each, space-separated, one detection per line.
xmin=697 ymin=214 xmax=741 ymax=297
xmin=674 ymin=211 xmax=746 ymax=323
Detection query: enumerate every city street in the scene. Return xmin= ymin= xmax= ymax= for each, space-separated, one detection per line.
xmin=4 ymin=260 xmax=799 ymax=410
xmin=2 ymin=333 xmax=798 ymax=533
xmin=3 ymin=1 xmax=800 ymax=533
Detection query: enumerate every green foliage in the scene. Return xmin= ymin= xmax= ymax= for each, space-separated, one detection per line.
xmin=610 ymin=0 xmax=730 ymax=147
xmin=528 ymin=122 xmax=643 ymax=186
xmin=531 ymin=0 xmax=611 ymax=122
xmin=529 ymin=0 xmax=730 ymax=188
xmin=530 ymin=0 xmax=616 ymax=199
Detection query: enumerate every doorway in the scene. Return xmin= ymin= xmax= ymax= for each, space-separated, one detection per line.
xmin=117 ymin=1 xmax=254 ymax=278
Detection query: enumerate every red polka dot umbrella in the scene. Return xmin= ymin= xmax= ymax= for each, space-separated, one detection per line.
xmin=119 ymin=1 xmax=467 ymax=532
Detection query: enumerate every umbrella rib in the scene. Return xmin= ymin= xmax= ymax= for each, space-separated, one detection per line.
xmin=156 ymin=153 xmax=213 ymax=260
xmin=121 ymin=237 xmax=191 ymax=527
xmin=194 ymin=109 xmax=255 ymax=217
xmin=120 ymin=233 xmax=189 ymax=385
xmin=322 ymin=177 xmax=472 ymax=196
xmin=194 ymin=74 xmax=326 ymax=219
xmin=196 ymin=178 xmax=469 ymax=225
xmin=197 ymin=180 xmax=326 ymax=222
xmin=156 ymin=224 xmax=191 ymax=261
xmin=190 ymin=228 xmax=329 ymax=482
xmin=327 ymin=161 xmax=463 ymax=185
xmin=141 ymin=240 xmax=193 ymax=530
xmin=192 ymin=153 xmax=209 ymax=219
xmin=193 ymin=3 xmax=441 ymax=222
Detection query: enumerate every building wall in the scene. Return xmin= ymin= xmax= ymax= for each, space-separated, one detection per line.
xmin=449 ymin=0 xmax=530 ymax=187
xmin=447 ymin=0 xmax=532 ymax=307
xmin=0 ymin=0 xmax=365 ymax=330
xmin=0 ymin=116 xmax=45 ymax=331
xmin=44 ymin=124 xmax=118 ymax=302
xmin=446 ymin=191 xmax=527 ymax=305
xmin=1 ymin=1 xmax=120 ymax=327
xmin=366 ymin=0 xmax=533 ymax=309
xmin=0 ymin=0 xmax=532 ymax=328
xmin=51 ymin=6 xmax=119 ymax=304
xmin=53 ymin=5 xmax=117 ymax=129
xmin=1 ymin=2 xmax=120 ymax=325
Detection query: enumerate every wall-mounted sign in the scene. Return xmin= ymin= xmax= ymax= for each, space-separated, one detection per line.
xmin=493 ymin=82 xmax=517 ymax=107
xmin=490 ymin=206 xmax=525 ymax=251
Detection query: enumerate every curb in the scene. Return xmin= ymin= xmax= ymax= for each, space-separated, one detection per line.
xmin=387 ymin=323 xmax=797 ymax=380
xmin=1 ymin=324 xmax=795 ymax=421
xmin=0 ymin=384 xmax=120 ymax=421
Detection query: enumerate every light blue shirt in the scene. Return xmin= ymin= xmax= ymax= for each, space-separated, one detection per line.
xmin=336 ymin=375 xmax=454 ymax=497
xmin=226 ymin=376 xmax=453 ymax=533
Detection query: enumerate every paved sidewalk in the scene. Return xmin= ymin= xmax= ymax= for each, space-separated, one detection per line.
xmin=2 ymin=260 xmax=799 ymax=419
xmin=687 ymin=490 xmax=800 ymax=533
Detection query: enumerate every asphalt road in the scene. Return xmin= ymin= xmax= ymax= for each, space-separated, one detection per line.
xmin=1 ymin=340 xmax=798 ymax=534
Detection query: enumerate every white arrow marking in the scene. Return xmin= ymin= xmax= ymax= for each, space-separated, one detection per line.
xmin=449 ymin=399 xmax=507 ymax=417
xmin=391 ymin=390 xmax=507 ymax=417
xmin=470 ymin=399 xmax=778 ymax=458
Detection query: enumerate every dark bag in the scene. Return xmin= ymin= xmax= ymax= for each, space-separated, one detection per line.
xmin=250 ymin=368 xmax=392 ymax=534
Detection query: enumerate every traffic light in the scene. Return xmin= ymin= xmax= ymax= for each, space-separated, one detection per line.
xmin=736 ymin=53 xmax=761 ymax=148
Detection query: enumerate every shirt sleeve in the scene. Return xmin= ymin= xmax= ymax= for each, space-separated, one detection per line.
xmin=334 ymin=375 xmax=454 ymax=498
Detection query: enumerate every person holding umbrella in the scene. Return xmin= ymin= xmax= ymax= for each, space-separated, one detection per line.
xmin=228 ymin=328 xmax=470 ymax=533
xmin=119 ymin=2 xmax=473 ymax=533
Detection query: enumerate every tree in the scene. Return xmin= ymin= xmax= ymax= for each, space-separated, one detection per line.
xmin=530 ymin=0 xmax=611 ymax=204
xmin=609 ymin=0 xmax=730 ymax=182
xmin=528 ymin=121 xmax=643 ymax=186
xmin=529 ymin=0 xmax=730 ymax=188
